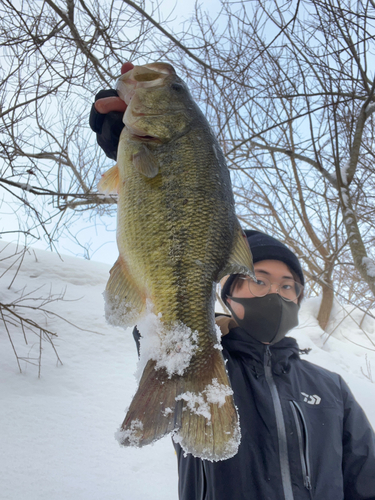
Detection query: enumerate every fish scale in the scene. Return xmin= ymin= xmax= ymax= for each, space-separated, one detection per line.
xmin=120 ymin=136 xmax=227 ymax=328
xmin=98 ymin=62 xmax=254 ymax=461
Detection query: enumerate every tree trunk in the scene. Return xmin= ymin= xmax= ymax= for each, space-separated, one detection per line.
xmin=317 ymin=282 xmax=334 ymax=331
xmin=317 ymin=264 xmax=334 ymax=331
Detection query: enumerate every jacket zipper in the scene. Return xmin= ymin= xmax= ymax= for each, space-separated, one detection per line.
xmin=201 ymin=460 xmax=207 ymax=500
xmin=264 ymin=346 xmax=294 ymax=500
xmin=290 ymin=401 xmax=313 ymax=495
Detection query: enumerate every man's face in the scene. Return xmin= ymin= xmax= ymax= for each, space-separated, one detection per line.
xmin=227 ymin=260 xmax=297 ymax=320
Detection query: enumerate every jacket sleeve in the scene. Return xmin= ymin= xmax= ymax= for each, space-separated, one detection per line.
xmin=340 ymin=376 xmax=375 ymax=499
xmin=89 ymin=89 xmax=125 ymax=160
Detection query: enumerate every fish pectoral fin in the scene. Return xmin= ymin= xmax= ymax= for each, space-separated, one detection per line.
xmin=104 ymin=256 xmax=145 ymax=327
xmin=218 ymin=220 xmax=254 ymax=280
xmin=97 ymin=164 xmax=120 ymax=194
xmin=132 ymin=145 xmax=159 ymax=178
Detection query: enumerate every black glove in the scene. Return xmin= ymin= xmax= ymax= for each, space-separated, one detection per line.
xmin=132 ymin=326 xmax=141 ymax=358
xmin=89 ymin=89 xmax=125 ymax=160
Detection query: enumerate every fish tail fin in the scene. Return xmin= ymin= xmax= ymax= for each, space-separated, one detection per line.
xmin=116 ymin=349 xmax=240 ymax=461
xmin=175 ymin=348 xmax=240 ymax=461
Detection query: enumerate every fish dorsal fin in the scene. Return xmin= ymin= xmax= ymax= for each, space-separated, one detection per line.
xmin=104 ymin=256 xmax=145 ymax=327
xmin=132 ymin=145 xmax=159 ymax=178
xmin=218 ymin=220 xmax=254 ymax=281
xmin=97 ymin=164 xmax=120 ymax=194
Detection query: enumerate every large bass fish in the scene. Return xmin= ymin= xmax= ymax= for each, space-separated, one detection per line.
xmin=98 ymin=62 xmax=253 ymax=461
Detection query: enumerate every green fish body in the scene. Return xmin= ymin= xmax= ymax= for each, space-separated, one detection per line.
xmin=98 ymin=63 xmax=253 ymax=461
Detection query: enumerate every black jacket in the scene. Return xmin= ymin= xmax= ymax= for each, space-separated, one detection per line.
xmin=174 ymin=327 xmax=375 ymax=500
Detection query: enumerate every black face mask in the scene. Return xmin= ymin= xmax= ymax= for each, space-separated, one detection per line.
xmin=226 ymin=294 xmax=299 ymax=344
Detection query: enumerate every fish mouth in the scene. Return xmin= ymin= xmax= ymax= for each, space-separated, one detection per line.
xmin=130 ymin=133 xmax=160 ymax=142
xmin=132 ymin=111 xmax=163 ymax=117
xmin=127 ymin=123 xmax=161 ymax=142
xmin=118 ymin=63 xmax=176 ymax=143
xmin=125 ymin=109 xmax=163 ymax=142
xmin=116 ymin=63 xmax=175 ymax=104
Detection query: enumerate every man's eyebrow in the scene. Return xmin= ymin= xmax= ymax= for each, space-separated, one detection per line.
xmin=255 ymin=269 xmax=294 ymax=280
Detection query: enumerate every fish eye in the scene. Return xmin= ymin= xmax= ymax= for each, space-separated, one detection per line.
xmin=171 ymin=83 xmax=184 ymax=92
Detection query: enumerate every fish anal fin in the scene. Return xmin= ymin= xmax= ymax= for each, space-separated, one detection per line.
xmin=104 ymin=256 xmax=145 ymax=327
xmin=218 ymin=220 xmax=254 ymax=281
xmin=97 ymin=164 xmax=120 ymax=194
xmin=117 ymin=347 xmax=240 ymax=461
xmin=132 ymin=145 xmax=159 ymax=178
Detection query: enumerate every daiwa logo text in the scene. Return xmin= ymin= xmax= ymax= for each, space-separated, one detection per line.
xmin=301 ymin=392 xmax=321 ymax=405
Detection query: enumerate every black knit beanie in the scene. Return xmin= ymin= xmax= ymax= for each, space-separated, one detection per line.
xmin=221 ymin=230 xmax=304 ymax=303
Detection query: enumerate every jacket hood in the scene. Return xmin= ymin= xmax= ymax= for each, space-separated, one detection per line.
xmin=221 ymin=326 xmax=300 ymax=375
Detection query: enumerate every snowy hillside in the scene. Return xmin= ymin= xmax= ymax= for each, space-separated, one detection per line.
xmin=1 ymin=241 xmax=374 ymax=500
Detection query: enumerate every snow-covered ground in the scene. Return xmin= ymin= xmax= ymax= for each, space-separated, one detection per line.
xmin=1 ymin=241 xmax=374 ymax=500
